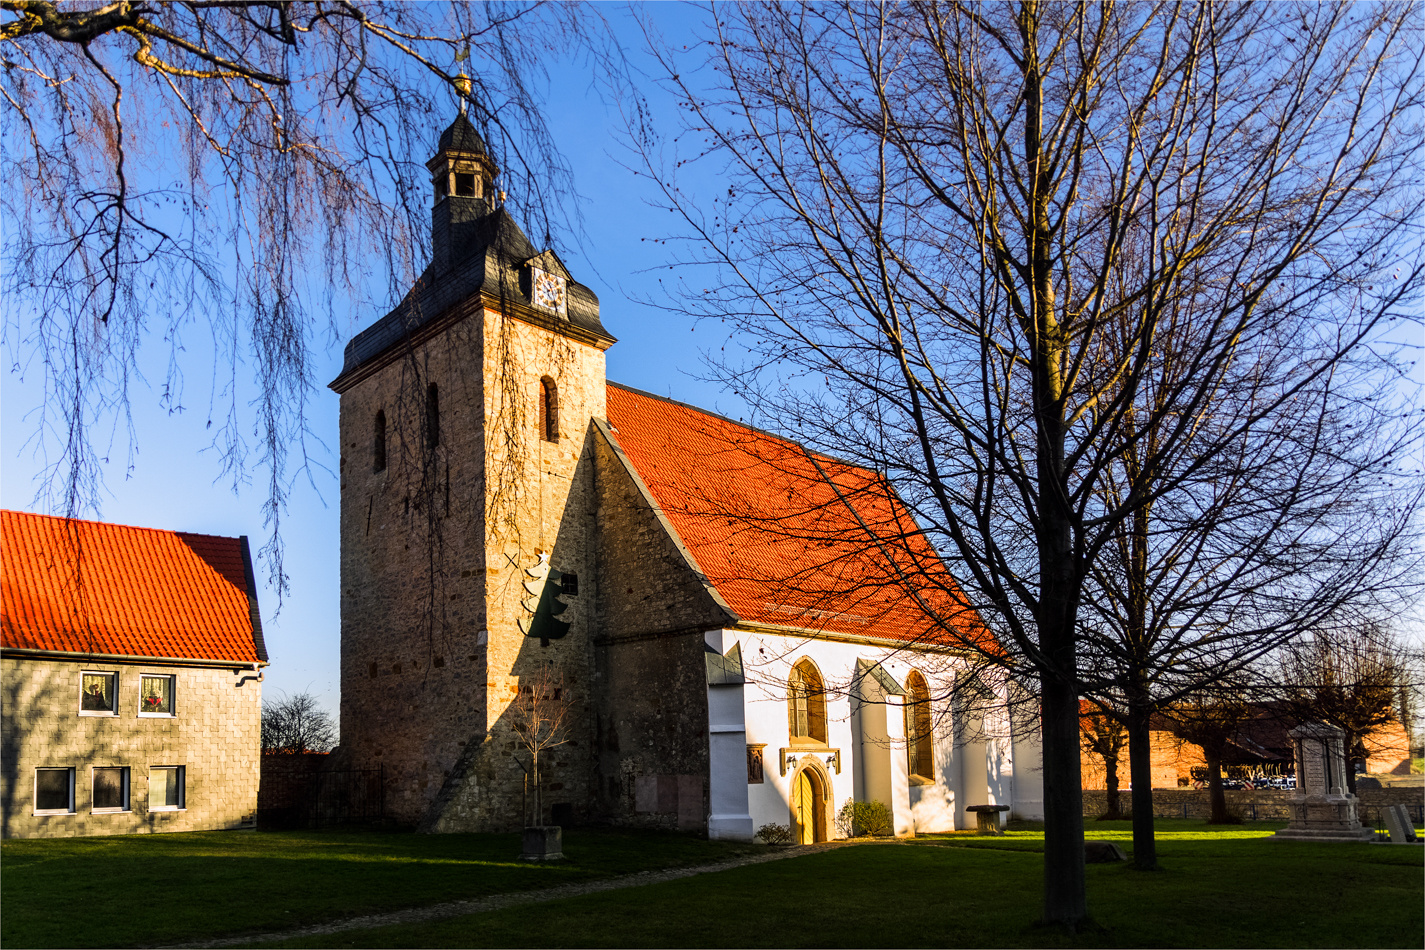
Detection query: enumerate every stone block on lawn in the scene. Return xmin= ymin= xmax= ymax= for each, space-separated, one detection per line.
xmin=520 ymin=825 xmax=564 ymax=861
xmin=965 ymin=804 xmax=1010 ymax=836
xmin=1084 ymin=841 xmax=1128 ymax=863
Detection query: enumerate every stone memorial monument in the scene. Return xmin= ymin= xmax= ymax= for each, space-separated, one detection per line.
xmin=1272 ymin=723 xmax=1373 ymax=842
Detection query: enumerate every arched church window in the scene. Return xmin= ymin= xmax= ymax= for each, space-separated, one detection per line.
xmin=905 ymin=670 xmax=934 ymax=780
xmin=426 ymin=384 xmax=440 ymax=450
xmin=539 ymin=377 xmax=559 ymax=443
xmin=373 ymin=410 xmax=387 ymax=473
xmin=788 ymin=660 xmax=827 ymax=745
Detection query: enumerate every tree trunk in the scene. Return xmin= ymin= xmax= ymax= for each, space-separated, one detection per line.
xmin=1040 ymin=672 xmax=1089 ymax=928
xmin=1204 ymin=745 xmax=1230 ymax=824
xmin=1126 ymin=698 xmax=1158 ymax=870
xmin=1343 ymin=731 xmax=1358 ymax=795
xmin=1102 ymin=750 xmax=1123 ymax=819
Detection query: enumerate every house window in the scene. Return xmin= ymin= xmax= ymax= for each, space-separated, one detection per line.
xmin=373 ymin=409 xmax=387 ymax=473
xmin=149 ymin=767 xmax=185 ymax=811
xmin=454 ymin=172 xmax=477 ymax=197
xmin=788 ymin=660 xmax=827 ymax=745
xmin=139 ymin=674 xmax=175 ymax=716
xmin=905 ymin=670 xmax=934 ymax=780
xmin=538 ymin=377 xmax=558 ymax=443
xmin=92 ymin=767 xmax=130 ymax=813
xmin=34 ymin=768 xmax=75 ymax=815
xmin=561 ymin=572 xmax=579 ymax=596
xmin=426 ymin=384 xmax=440 ymax=450
xmin=80 ymin=671 xmax=118 ymax=715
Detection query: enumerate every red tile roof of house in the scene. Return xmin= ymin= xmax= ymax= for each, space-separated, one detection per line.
xmin=606 ymin=384 xmax=993 ymax=650
xmin=1 ymin=510 xmax=267 ymax=664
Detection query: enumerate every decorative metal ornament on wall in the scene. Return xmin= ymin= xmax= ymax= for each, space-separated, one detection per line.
xmin=518 ymin=552 xmax=574 ymax=641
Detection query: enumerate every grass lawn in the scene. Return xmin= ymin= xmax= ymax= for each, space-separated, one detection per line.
xmin=0 ymin=827 xmax=758 ymax=948
xmin=245 ymin=820 xmax=1424 ymax=950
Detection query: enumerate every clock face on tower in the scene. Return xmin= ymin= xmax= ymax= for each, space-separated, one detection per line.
xmin=531 ymin=267 xmax=568 ymax=316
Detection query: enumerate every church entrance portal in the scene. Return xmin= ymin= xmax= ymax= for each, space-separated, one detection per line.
xmin=792 ymin=767 xmax=827 ymax=844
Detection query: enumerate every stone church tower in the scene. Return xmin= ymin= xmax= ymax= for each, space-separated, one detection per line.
xmin=329 ymin=114 xmax=615 ymax=830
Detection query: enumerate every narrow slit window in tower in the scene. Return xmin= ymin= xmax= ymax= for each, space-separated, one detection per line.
xmin=539 ymin=377 xmax=558 ymax=443
xmin=426 ymin=384 xmax=440 ymax=450
xmin=373 ymin=410 xmax=387 ymax=472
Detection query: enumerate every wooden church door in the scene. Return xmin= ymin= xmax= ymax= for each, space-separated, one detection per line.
xmin=793 ymin=770 xmax=824 ymax=844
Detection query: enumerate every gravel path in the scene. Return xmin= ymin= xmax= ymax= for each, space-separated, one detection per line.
xmin=162 ymin=840 xmax=862 ymax=949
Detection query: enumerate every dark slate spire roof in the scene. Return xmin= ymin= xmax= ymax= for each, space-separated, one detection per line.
xmin=437 ymin=113 xmax=487 ymax=154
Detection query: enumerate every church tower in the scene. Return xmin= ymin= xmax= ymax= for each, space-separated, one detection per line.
xmin=330 ymin=114 xmax=615 ymax=830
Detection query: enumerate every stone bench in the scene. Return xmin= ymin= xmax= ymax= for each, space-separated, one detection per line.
xmin=966 ymin=804 xmax=1010 ymax=836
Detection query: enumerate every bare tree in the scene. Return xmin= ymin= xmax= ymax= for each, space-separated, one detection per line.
xmin=633 ymin=0 xmax=1421 ymax=927
xmin=1 ymin=1 xmax=626 ymax=595
xmin=1074 ymin=264 xmax=1422 ymax=869
xmin=262 ymin=691 xmax=337 ymax=754
xmin=509 ymin=664 xmax=571 ymax=828
xmin=1274 ymin=622 xmax=1413 ymax=793
xmin=1081 ymin=699 xmax=1127 ymax=821
xmin=1167 ymin=682 xmax=1259 ymax=825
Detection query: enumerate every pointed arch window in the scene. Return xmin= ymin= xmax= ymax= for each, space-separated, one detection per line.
xmin=905 ymin=670 xmax=934 ymax=780
xmin=426 ymin=384 xmax=440 ymax=450
xmin=373 ymin=410 xmax=387 ymax=472
xmin=788 ymin=660 xmax=827 ymax=745
xmin=538 ymin=376 xmax=559 ymax=443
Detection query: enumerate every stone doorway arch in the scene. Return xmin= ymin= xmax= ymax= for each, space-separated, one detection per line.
xmin=790 ymin=760 xmax=830 ymax=844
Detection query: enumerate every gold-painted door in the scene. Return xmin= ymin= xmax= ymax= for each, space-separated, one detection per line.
xmin=794 ymin=771 xmax=815 ymax=844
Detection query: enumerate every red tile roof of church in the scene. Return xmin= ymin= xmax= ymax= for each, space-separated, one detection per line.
xmin=606 ymin=384 xmax=994 ymax=650
xmin=1 ymin=510 xmax=266 ymax=664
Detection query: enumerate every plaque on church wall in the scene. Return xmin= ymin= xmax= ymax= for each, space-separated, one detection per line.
xmin=532 ymin=267 xmax=568 ymax=316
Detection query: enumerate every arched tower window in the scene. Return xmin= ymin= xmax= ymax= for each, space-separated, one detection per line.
xmin=538 ymin=376 xmax=559 ymax=443
xmin=426 ymin=384 xmax=440 ymax=450
xmin=373 ymin=410 xmax=387 ymax=473
xmin=905 ymin=670 xmax=934 ymax=780
xmin=788 ymin=660 xmax=827 ymax=745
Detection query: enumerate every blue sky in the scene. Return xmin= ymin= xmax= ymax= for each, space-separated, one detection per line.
xmin=1 ymin=5 xmax=737 ymax=724
xmin=4 ymin=5 xmax=1419 ymax=728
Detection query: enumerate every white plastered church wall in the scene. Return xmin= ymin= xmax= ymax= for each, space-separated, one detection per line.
xmin=721 ymin=630 xmax=1016 ymax=838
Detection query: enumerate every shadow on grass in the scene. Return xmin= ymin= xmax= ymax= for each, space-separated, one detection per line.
xmin=247 ymin=823 xmax=1423 ymax=950
xmin=1 ymin=827 xmax=758 ymax=948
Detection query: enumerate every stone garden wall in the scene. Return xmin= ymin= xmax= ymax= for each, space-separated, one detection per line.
xmin=1082 ymin=787 xmax=1424 ymax=824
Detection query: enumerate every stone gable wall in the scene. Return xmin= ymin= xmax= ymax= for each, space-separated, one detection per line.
xmin=588 ymin=426 xmax=732 ymax=829
xmin=2 ymin=656 xmax=261 ymax=838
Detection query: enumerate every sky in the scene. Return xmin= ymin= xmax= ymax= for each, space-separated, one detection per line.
xmin=1 ymin=5 xmax=737 ymax=726
xmin=3 ymin=5 xmax=1420 ymax=731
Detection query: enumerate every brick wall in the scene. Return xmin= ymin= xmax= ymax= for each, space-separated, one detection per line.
xmin=1 ymin=656 xmax=261 ymax=838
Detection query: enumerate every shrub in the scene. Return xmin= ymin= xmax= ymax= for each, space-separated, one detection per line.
xmin=755 ymin=823 xmax=792 ymax=844
xmin=836 ymin=799 xmax=894 ymax=837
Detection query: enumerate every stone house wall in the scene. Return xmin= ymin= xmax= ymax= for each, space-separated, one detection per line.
xmin=1 ymin=656 xmax=261 ymax=838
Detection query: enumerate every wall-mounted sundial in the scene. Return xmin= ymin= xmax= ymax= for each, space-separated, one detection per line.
xmin=518 ymin=552 xmax=574 ymax=641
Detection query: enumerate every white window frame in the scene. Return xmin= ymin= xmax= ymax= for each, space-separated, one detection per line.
xmin=138 ymin=673 xmax=177 ymax=718
xmin=91 ymin=766 xmax=131 ymax=814
xmin=33 ymin=767 xmax=75 ymax=816
xmin=79 ymin=670 xmax=119 ymax=717
xmin=148 ymin=766 xmax=186 ymax=812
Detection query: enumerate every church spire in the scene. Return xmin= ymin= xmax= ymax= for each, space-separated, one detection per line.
xmin=427 ymin=111 xmax=499 ymax=273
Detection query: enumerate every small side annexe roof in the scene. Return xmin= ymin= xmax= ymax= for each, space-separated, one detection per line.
xmin=1 ymin=510 xmax=267 ymax=666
